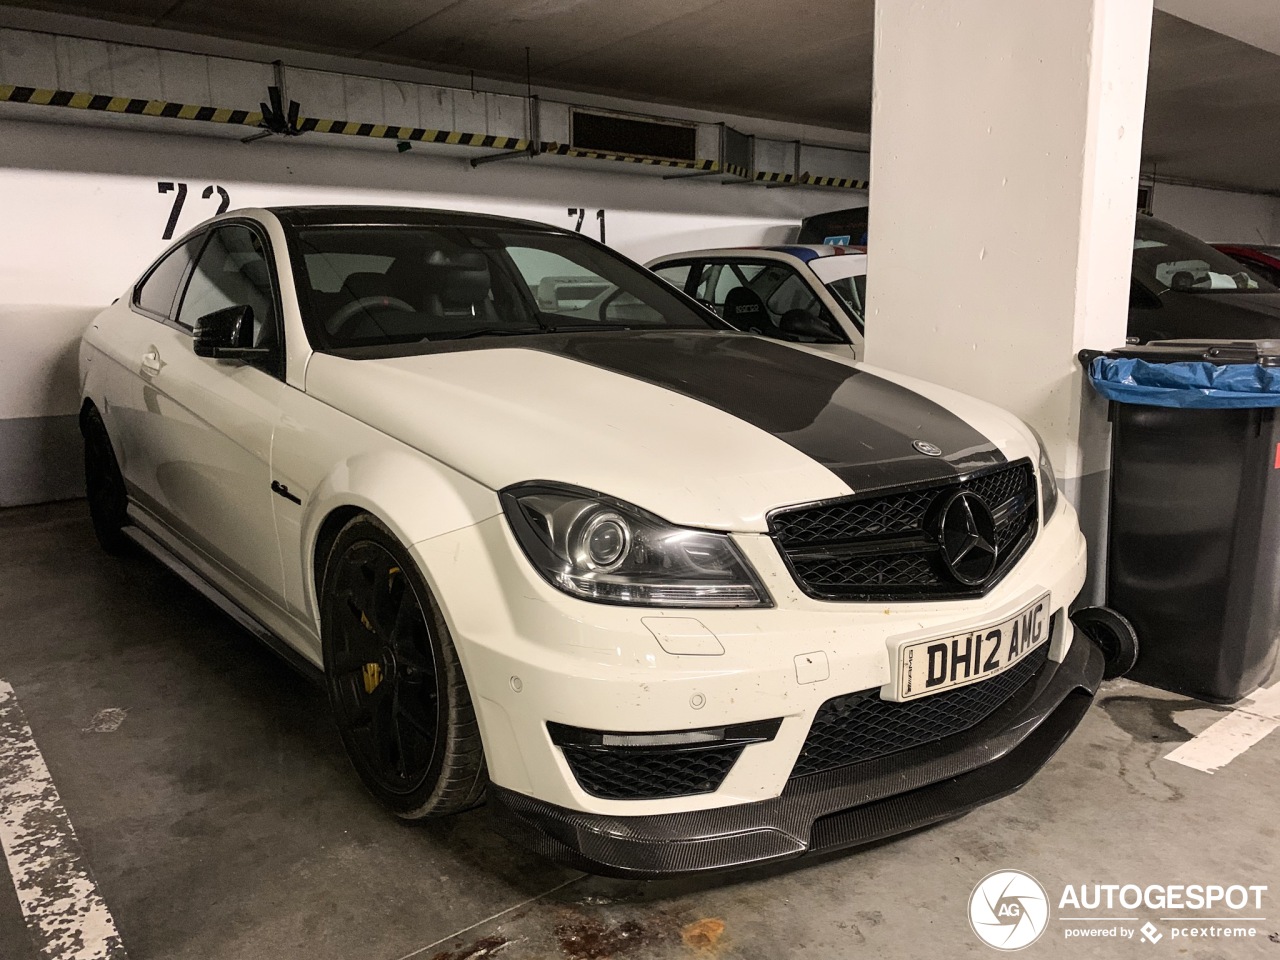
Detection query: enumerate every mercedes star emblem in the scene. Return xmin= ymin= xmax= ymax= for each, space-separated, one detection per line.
xmin=913 ymin=440 xmax=943 ymax=457
xmin=938 ymin=491 xmax=999 ymax=586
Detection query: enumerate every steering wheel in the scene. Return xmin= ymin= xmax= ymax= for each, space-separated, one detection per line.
xmin=327 ymin=296 xmax=415 ymax=339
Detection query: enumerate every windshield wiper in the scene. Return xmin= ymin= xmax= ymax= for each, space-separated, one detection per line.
xmin=541 ymin=322 xmax=634 ymax=332
xmin=440 ymin=326 xmax=545 ymax=340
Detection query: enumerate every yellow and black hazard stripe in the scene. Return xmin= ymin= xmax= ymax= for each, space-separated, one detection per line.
xmin=754 ymin=170 xmax=796 ymax=185
xmin=752 ymin=170 xmax=868 ymax=190
xmin=0 ymin=84 xmax=261 ymax=126
xmin=804 ymin=174 xmax=869 ymax=190
xmin=297 ymin=116 xmax=531 ymax=151
xmin=540 ymin=143 xmax=715 ymax=170
xmin=1 ymin=82 xmax=867 ymax=188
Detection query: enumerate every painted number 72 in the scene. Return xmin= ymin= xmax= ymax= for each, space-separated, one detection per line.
xmin=157 ymin=182 xmax=232 ymax=240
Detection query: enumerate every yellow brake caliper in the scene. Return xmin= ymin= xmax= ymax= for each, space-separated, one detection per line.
xmin=359 ymin=566 xmax=401 ymax=694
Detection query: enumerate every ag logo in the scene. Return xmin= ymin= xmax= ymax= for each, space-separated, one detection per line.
xmin=969 ymin=870 xmax=1049 ymax=950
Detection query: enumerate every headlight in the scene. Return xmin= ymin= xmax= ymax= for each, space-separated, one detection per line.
xmin=501 ymin=482 xmax=772 ymax=608
xmin=1027 ymin=426 xmax=1060 ymax=523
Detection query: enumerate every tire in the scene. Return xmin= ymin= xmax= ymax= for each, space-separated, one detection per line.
xmin=1071 ymin=606 xmax=1140 ymax=680
xmin=320 ymin=513 xmax=487 ymax=818
xmin=80 ymin=406 xmax=131 ymax=555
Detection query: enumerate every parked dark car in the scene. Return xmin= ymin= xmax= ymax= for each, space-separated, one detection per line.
xmin=796 ymin=209 xmax=1280 ymax=343
xmin=1129 ymin=216 xmax=1280 ymax=342
xmin=1213 ymin=244 xmax=1280 ymax=288
xmin=798 ymin=206 xmax=868 ymax=245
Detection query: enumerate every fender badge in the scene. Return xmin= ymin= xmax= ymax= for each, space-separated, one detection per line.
xmin=913 ymin=440 xmax=943 ymax=457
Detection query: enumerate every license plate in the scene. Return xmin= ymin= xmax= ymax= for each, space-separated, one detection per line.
xmin=896 ymin=595 xmax=1050 ymax=701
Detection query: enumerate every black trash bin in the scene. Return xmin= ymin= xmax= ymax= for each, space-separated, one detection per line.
xmin=1084 ymin=339 xmax=1280 ymax=703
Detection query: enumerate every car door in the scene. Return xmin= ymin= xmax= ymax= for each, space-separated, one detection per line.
xmin=131 ymin=222 xmax=289 ymax=609
xmin=99 ymin=233 xmax=205 ymax=498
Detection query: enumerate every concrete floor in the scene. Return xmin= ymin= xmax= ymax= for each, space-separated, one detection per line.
xmin=0 ymin=500 xmax=1276 ymax=960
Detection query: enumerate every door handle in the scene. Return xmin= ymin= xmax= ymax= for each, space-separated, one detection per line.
xmin=140 ymin=349 xmax=164 ymax=377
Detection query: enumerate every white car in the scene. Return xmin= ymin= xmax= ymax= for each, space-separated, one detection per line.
xmin=79 ymin=206 xmax=1107 ymax=877
xmin=646 ymin=244 xmax=867 ymax=357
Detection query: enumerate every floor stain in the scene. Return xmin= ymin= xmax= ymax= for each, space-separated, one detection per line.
xmin=555 ymin=913 xmax=673 ymax=959
xmin=429 ymin=935 xmax=511 ymax=960
xmin=82 ymin=707 xmax=128 ymax=732
xmin=1098 ymin=694 xmax=1224 ymax=744
xmin=680 ymin=918 xmax=725 ymax=952
xmin=1097 ymin=693 xmax=1227 ymax=803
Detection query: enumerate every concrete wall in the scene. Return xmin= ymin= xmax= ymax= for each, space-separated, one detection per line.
xmin=0 ymin=115 xmax=861 ymax=506
xmin=1150 ymin=181 xmax=1280 ymax=244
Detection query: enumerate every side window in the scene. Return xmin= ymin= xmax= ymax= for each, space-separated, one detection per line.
xmin=176 ymin=225 xmax=280 ymax=351
xmin=698 ymin=262 xmax=767 ymax=312
xmin=703 ymin=259 xmax=844 ymax=344
xmin=134 ymin=236 xmax=202 ymax=319
xmin=652 ymin=263 xmax=692 ymax=291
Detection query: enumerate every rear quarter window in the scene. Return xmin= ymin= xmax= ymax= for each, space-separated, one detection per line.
xmin=134 ymin=235 xmax=202 ymax=318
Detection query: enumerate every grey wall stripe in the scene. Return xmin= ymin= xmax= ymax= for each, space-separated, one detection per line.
xmin=0 ymin=416 xmax=84 ymax=508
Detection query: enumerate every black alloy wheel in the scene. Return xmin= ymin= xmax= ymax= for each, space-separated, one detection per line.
xmin=80 ymin=405 xmax=130 ymax=554
xmin=321 ymin=514 xmax=487 ymax=817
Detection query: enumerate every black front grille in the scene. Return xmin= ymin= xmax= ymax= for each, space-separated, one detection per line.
xmin=559 ymin=746 xmax=744 ymax=800
xmin=792 ymin=642 xmax=1050 ymax=778
xmin=770 ymin=460 xmax=1038 ymax=601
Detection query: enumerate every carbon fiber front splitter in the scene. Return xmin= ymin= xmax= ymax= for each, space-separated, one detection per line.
xmin=490 ymin=635 xmax=1105 ymax=878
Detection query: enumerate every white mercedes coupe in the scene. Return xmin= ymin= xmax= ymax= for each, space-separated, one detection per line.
xmin=78 ymin=206 xmax=1115 ymax=877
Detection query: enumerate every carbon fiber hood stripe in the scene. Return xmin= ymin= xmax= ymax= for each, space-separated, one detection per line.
xmin=528 ymin=332 xmax=1005 ymax=490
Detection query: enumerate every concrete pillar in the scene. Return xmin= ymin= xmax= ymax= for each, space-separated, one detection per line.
xmin=864 ymin=0 xmax=1154 ymax=601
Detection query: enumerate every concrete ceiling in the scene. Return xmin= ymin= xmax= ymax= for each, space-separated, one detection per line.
xmin=3 ymin=1 xmax=1279 ymax=193
xmin=5 ymin=0 xmax=877 ymax=130
xmin=1144 ymin=10 xmax=1280 ymax=195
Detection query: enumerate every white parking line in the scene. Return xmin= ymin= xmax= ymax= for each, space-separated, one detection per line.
xmin=1164 ymin=682 xmax=1280 ymax=774
xmin=0 ymin=680 xmax=126 ymax=959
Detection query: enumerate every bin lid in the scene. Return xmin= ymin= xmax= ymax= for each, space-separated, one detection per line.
xmin=1081 ymin=339 xmax=1280 ymax=408
xmin=1108 ymin=339 xmax=1280 ymax=366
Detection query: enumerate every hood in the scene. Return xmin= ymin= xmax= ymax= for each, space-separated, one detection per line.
xmin=304 ymin=332 xmax=1028 ymax=532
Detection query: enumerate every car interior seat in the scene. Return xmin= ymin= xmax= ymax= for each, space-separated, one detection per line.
xmin=722 ymin=287 xmax=770 ymax=334
xmin=423 ymin=251 xmax=498 ymax=325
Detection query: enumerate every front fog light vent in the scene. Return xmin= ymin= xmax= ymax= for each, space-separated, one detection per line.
xmin=548 ymin=719 xmax=781 ymax=800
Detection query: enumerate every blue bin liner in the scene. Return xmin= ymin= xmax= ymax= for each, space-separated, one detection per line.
xmin=1088 ymin=357 xmax=1280 ymax=409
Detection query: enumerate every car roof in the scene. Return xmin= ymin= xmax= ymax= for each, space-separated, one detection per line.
xmin=266 ymin=204 xmax=567 ymax=233
xmin=648 ymin=244 xmax=865 ymax=264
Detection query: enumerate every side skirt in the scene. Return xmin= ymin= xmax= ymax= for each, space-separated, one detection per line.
xmin=122 ymin=525 xmax=324 ymax=685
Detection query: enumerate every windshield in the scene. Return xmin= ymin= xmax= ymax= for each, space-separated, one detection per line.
xmin=289 ymin=224 xmax=719 ymax=349
xmin=1134 ymin=217 xmax=1276 ymax=295
xmin=808 ymin=254 xmax=867 ymax=328
xmin=824 ymin=275 xmax=867 ymax=328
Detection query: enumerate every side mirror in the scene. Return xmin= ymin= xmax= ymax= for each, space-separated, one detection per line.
xmin=779 ymin=309 xmax=844 ymax=343
xmin=193 ymin=305 xmax=269 ymax=360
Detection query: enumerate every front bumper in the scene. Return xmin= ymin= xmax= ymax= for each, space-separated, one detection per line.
xmin=490 ymin=632 xmax=1104 ymax=877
